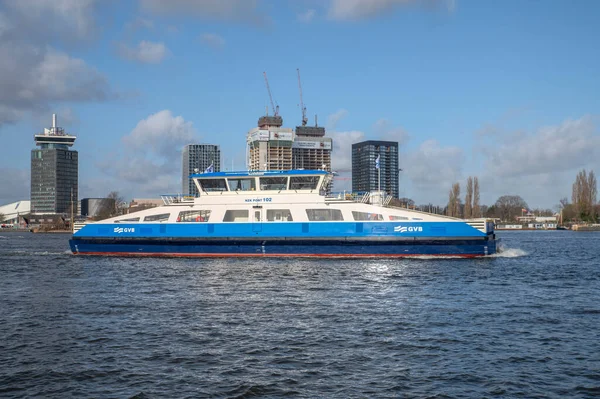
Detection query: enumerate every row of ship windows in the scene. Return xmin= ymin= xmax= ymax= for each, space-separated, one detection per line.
xmin=199 ymin=176 xmax=321 ymax=192
xmin=116 ymin=210 xmax=414 ymax=223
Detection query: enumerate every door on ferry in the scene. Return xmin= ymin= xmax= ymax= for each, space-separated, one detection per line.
xmin=252 ymin=207 xmax=262 ymax=232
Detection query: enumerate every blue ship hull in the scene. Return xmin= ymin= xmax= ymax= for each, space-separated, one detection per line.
xmin=69 ymin=221 xmax=497 ymax=258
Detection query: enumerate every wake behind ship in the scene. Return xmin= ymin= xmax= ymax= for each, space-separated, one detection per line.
xmin=69 ymin=170 xmax=497 ymax=257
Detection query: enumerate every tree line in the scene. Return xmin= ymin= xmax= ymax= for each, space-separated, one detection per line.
xmin=392 ymin=169 xmax=598 ymax=223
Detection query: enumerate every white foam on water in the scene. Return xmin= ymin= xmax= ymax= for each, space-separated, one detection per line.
xmin=491 ymin=247 xmax=528 ymax=258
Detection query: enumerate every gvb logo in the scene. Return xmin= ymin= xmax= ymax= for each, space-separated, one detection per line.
xmin=394 ymin=225 xmax=423 ymax=233
xmin=114 ymin=227 xmax=135 ymax=234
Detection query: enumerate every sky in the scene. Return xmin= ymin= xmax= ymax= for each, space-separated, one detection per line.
xmin=0 ymin=0 xmax=599 ymax=210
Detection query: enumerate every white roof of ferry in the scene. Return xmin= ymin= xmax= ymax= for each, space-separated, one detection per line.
xmin=189 ymin=170 xmax=329 ymax=178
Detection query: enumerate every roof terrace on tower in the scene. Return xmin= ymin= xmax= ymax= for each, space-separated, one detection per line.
xmin=33 ymin=113 xmax=76 ymax=149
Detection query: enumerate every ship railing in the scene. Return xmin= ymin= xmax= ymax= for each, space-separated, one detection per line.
xmin=73 ymin=222 xmax=87 ymax=233
xmin=160 ymin=194 xmax=196 ymax=205
xmin=326 ymin=191 xmax=394 ymax=206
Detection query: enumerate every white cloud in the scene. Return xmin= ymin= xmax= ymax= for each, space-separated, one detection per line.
xmin=0 ymin=0 xmax=113 ymax=127
xmin=139 ymin=0 xmax=262 ymax=22
xmin=483 ymin=116 xmax=599 ymax=178
xmin=0 ymin=43 xmax=112 ymax=127
xmin=0 ymin=168 xmax=29 ymax=204
xmin=326 ymin=108 xmax=349 ymax=130
xmin=298 ymin=9 xmax=316 ymax=23
xmin=199 ymin=33 xmax=226 ymax=49
xmin=98 ymin=110 xmax=199 ymax=197
xmin=125 ymin=17 xmax=154 ymax=32
xmin=475 ymin=115 xmax=600 ymax=208
xmin=373 ymin=118 xmax=410 ymax=144
xmin=3 ymin=0 xmax=100 ymax=41
xmin=117 ymin=40 xmax=169 ymax=64
xmin=404 ymin=139 xmax=464 ymax=203
xmin=328 ymin=0 xmax=454 ymax=21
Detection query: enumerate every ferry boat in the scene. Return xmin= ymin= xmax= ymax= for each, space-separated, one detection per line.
xmin=69 ymin=170 xmax=497 ymax=257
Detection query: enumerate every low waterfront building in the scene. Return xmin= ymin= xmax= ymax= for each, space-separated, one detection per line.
xmin=0 ymin=200 xmax=30 ymax=227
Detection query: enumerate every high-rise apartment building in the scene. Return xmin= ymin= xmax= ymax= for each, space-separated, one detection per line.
xmin=30 ymin=114 xmax=78 ymax=214
xmin=352 ymin=140 xmax=399 ymax=198
xmin=182 ymin=144 xmax=221 ymax=196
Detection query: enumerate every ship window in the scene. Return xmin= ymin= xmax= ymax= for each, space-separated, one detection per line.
xmin=266 ymin=209 xmax=293 ymax=222
xmin=259 ymin=177 xmax=288 ymax=191
xmin=198 ymin=178 xmax=228 ymax=192
xmin=352 ymin=211 xmax=383 ymax=221
xmin=228 ymin=178 xmax=256 ymax=191
xmin=389 ymin=215 xmax=409 ymax=221
xmin=223 ymin=210 xmax=249 ymax=222
xmin=290 ymin=176 xmax=319 ymax=190
xmin=177 ymin=210 xmax=211 ymax=222
xmin=306 ymin=209 xmax=344 ymax=221
xmin=115 ymin=217 xmax=139 ymax=223
xmin=143 ymin=213 xmax=170 ymax=222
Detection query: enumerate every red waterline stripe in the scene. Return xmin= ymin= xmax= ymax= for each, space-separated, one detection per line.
xmin=73 ymin=252 xmax=483 ymax=258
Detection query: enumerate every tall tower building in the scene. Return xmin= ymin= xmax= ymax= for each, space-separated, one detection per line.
xmin=182 ymin=144 xmax=221 ymax=196
xmin=352 ymin=140 xmax=399 ymax=198
xmin=31 ymin=114 xmax=78 ymax=214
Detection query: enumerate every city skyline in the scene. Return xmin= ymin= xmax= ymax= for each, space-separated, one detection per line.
xmin=0 ymin=0 xmax=599 ymax=209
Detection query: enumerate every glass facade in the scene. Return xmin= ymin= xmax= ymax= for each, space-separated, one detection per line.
xmin=351 ymin=140 xmax=399 ymax=198
xmin=30 ymin=149 xmax=78 ymax=214
xmin=182 ymin=144 xmax=221 ymax=196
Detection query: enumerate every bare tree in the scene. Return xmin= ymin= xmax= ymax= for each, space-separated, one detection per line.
xmin=494 ymin=195 xmax=528 ymax=221
xmin=453 ymin=183 xmax=461 ymax=218
xmin=464 ymin=177 xmax=473 ymax=219
xmin=447 ymin=182 xmax=461 ymax=217
xmin=472 ymin=177 xmax=480 ymax=218
xmin=572 ymin=169 xmax=598 ymax=221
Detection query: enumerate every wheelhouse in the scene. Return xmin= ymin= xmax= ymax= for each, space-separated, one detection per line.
xmin=189 ymin=170 xmax=331 ymax=195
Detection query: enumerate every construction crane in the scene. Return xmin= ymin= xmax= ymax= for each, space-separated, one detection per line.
xmin=263 ymin=72 xmax=279 ymax=116
xmin=297 ymin=68 xmax=308 ymax=126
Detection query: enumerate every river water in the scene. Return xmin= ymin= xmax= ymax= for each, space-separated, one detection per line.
xmin=0 ymin=231 xmax=599 ymax=398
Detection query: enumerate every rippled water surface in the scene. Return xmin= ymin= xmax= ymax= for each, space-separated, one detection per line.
xmin=1 ymin=231 xmax=599 ymax=398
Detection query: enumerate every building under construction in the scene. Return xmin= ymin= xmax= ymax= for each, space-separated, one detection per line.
xmin=247 ymin=115 xmax=294 ymax=171
xmin=246 ymin=70 xmax=332 ymax=172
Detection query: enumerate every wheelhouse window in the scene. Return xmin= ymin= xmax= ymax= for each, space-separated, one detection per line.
xmin=352 ymin=211 xmax=383 ymax=221
xmin=266 ymin=209 xmax=293 ymax=222
xmin=306 ymin=209 xmax=344 ymax=221
xmin=259 ymin=177 xmax=288 ymax=191
xmin=143 ymin=213 xmax=170 ymax=222
xmin=289 ymin=176 xmax=320 ymax=190
xmin=228 ymin=178 xmax=256 ymax=191
xmin=389 ymin=215 xmax=409 ymax=220
xmin=198 ymin=178 xmax=228 ymax=192
xmin=115 ymin=217 xmax=139 ymax=223
xmin=177 ymin=210 xmax=211 ymax=222
xmin=223 ymin=210 xmax=249 ymax=222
